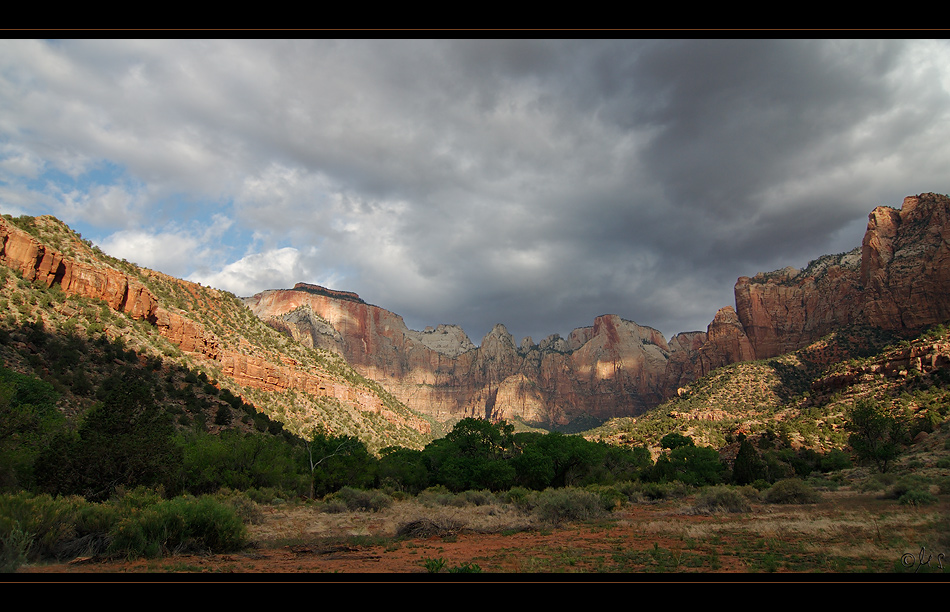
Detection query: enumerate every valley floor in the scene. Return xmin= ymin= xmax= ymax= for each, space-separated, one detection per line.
xmin=12 ymin=488 xmax=948 ymax=577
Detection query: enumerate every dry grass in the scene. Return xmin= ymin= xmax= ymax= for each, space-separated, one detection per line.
xmin=247 ymin=498 xmax=536 ymax=547
xmin=18 ymin=485 xmax=949 ymax=574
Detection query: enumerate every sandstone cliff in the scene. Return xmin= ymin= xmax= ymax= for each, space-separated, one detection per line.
xmin=0 ymin=216 xmax=430 ymax=439
xmin=8 ymin=191 xmax=946 ymax=435
xmin=735 ymin=193 xmax=950 ymax=360
xmin=247 ymin=193 xmax=950 ymax=429
xmin=247 ymin=287 xmax=704 ymax=426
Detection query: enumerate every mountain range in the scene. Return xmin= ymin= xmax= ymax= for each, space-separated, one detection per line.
xmin=244 ymin=193 xmax=950 ymax=430
xmin=2 ymin=193 xmax=949 ymax=443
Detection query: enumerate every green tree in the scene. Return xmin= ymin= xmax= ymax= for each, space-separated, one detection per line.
xmin=444 ymin=418 xmax=514 ymax=460
xmin=0 ymin=367 xmax=64 ymax=491
xmin=422 ymin=419 xmax=516 ymax=492
xmin=378 ymin=446 xmax=430 ymax=494
xmin=304 ymin=428 xmax=376 ymax=498
xmin=530 ymin=432 xmax=604 ymax=489
xmin=178 ymin=429 xmax=308 ymax=496
xmin=34 ymin=368 xmax=182 ymax=501
xmin=510 ymin=434 xmax=556 ymax=490
xmin=660 ymin=432 xmax=695 ymax=450
xmin=846 ymin=399 xmax=906 ymax=473
xmin=651 ymin=435 xmax=725 ymax=486
xmin=732 ymin=434 xmax=767 ymax=485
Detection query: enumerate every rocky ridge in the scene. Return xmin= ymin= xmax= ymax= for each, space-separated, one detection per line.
xmin=735 ymin=193 xmax=950 ymax=359
xmin=0 ymin=215 xmax=431 ymax=446
xmin=248 ymin=193 xmax=950 ymax=429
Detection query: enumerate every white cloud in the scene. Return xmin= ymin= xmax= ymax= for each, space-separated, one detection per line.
xmin=3 ymin=39 xmax=950 ymax=343
xmin=96 ymin=228 xmax=203 ymax=276
xmin=188 ymin=247 xmax=328 ymax=297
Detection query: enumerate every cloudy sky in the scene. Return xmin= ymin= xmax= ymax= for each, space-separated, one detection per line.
xmin=2 ymin=39 xmax=949 ymax=345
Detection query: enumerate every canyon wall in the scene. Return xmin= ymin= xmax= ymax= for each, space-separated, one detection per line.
xmin=245 ymin=282 xmax=694 ymax=426
xmin=6 ymin=191 xmax=949 ymax=433
xmin=735 ymin=193 xmax=950 ymax=359
xmin=248 ymin=193 xmax=950 ymax=428
xmin=0 ymin=217 xmax=429 ymax=435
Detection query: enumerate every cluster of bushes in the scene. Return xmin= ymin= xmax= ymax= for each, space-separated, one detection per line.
xmin=730 ymin=433 xmax=853 ymax=487
xmin=0 ymin=488 xmax=248 ymax=572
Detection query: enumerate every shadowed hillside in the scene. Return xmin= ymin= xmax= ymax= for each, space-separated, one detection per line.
xmin=0 ymin=214 xmax=433 ymax=454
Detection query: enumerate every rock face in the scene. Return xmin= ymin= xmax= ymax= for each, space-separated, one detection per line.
xmin=246 ymin=287 xmax=706 ymax=425
xmin=248 ymin=193 xmax=950 ymax=428
xmin=735 ymin=193 xmax=950 ymax=360
xmin=8 ymin=191 xmax=948 ymax=433
xmin=0 ymin=216 xmax=427 ymax=434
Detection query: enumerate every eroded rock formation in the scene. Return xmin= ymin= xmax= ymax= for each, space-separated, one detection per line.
xmin=735 ymin=193 xmax=950 ymax=359
xmin=248 ymin=193 xmax=950 ymax=427
xmin=0 ymin=216 xmax=427 ymax=434
xmin=7 ymin=191 xmax=949 ymax=433
xmin=246 ymin=289 xmax=709 ymax=425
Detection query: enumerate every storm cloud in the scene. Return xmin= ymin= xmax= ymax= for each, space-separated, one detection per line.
xmin=2 ymin=39 xmax=949 ymax=344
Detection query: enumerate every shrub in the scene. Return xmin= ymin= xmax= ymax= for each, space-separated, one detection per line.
xmin=322 ymin=498 xmax=350 ymax=514
xmin=650 ymin=444 xmax=725 ymax=486
xmin=763 ymin=479 xmax=821 ymax=504
xmin=214 ymin=405 xmax=233 ymax=427
xmin=450 ymin=489 xmax=498 ymax=507
xmin=417 ymin=485 xmax=457 ymax=507
xmin=818 ymin=449 xmax=852 ymax=472
xmin=501 ymin=486 xmax=536 ymax=511
xmin=691 ymin=486 xmax=752 ymax=514
xmin=108 ymin=496 xmax=247 ymax=558
xmin=636 ymin=482 xmax=672 ymax=501
xmin=422 ymin=557 xmax=447 ymax=573
xmin=898 ymin=489 xmax=937 ymax=507
xmin=531 ymin=487 xmax=606 ymax=526
xmin=0 ymin=521 xmax=33 ymax=573
xmin=420 ymin=556 xmax=482 ymax=573
xmin=214 ymin=489 xmax=264 ymax=525
xmin=584 ymin=484 xmax=627 ymax=511
xmin=0 ymin=492 xmax=87 ymax=561
xmin=846 ymin=399 xmax=906 ymax=473
xmin=324 ymin=487 xmax=393 ymax=513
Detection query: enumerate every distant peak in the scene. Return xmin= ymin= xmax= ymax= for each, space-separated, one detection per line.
xmin=291 ymin=282 xmax=365 ymax=304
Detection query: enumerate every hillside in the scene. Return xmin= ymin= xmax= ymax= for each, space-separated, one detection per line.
xmin=588 ymin=321 xmax=950 ymax=468
xmin=245 ymin=193 xmax=950 ymax=433
xmin=3 ymin=193 xmax=950 ymax=454
xmin=0 ymin=214 xmax=433 ymax=453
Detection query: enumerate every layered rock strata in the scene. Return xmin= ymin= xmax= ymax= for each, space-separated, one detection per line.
xmin=247 ymin=290 xmax=713 ymax=425
xmin=248 ymin=193 xmax=950 ymax=427
xmin=6 ymin=191 xmax=948 ymax=432
xmin=0 ymin=216 xmax=427 ymax=434
xmin=735 ymin=193 xmax=950 ymax=359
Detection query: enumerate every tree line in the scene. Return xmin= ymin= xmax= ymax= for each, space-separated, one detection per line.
xmin=2 ymin=352 xmax=872 ymax=503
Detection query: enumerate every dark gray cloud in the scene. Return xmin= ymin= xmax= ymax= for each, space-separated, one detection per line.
xmin=2 ymin=39 xmax=949 ymax=345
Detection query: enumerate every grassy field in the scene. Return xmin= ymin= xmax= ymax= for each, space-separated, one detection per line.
xmin=13 ymin=477 xmax=948 ymax=577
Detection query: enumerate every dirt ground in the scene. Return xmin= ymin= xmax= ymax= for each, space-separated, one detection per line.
xmin=12 ymin=488 xmax=949 ymax=578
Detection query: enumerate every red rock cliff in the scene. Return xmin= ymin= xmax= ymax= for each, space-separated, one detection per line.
xmin=0 ymin=216 xmax=427 ymax=434
xmin=735 ymin=193 xmax=950 ymax=360
xmin=248 ymin=193 xmax=950 ymax=427
xmin=247 ymin=285 xmax=693 ymax=425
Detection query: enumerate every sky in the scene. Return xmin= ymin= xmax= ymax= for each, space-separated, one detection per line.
xmin=2 ymin=38 xmax=950 ymax=346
